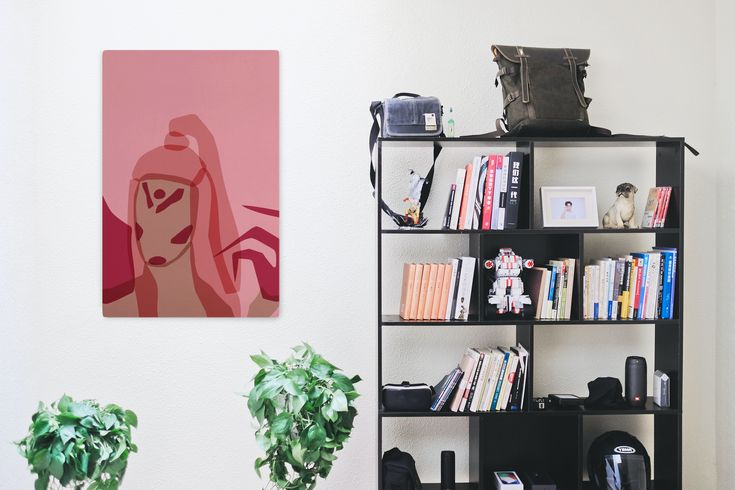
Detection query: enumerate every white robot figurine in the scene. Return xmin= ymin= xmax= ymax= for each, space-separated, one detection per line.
xmin=485 ymin=248 xmax=534 ymax=315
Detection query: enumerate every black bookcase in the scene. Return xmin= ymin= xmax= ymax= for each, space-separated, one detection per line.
xmin=376 ymin=136 xmax=685 ymax=490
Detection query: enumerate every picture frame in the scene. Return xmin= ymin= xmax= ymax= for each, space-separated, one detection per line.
xmin=540 ymin=186 xmax=599 ymax=228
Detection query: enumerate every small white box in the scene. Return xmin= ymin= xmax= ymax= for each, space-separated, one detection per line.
xmin=494 ymin=470 xmax=524 ymax=490
xmin=653 ymin=370 xmax=670 ymax=408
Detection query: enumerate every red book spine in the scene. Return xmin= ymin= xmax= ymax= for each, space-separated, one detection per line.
xmin=481 ymin=155 xmax=497 ymax=230
xmin=653 ymin=187 xmax=666 ymax=227
xmin=658 ymin=187 xmax=672 ymax=228
xmin=633 ymin=260 xmax=643 ymax=317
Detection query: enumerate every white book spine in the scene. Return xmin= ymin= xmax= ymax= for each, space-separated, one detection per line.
xmin=463 ymin=157 xmax=481 ymax=230
xmin=481 ymin=351 xmax=501 ymax=411
xmin=453 ymin=257 xmax=476 ymax=321
xmin=470 ymin=350 xmax=491 ymax=412
xmin=646 ymin=253 xmax=660 ymax=319
xmin=445 ymin=258 xmax=460 ymax=320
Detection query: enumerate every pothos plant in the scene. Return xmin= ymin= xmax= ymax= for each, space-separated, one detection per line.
xmin=246 ymin=343 xmax=361 ymax=490
xmin=16 ymin=395 xmax=138 ymax=490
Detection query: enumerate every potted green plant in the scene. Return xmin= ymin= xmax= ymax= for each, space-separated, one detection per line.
xmin=246 ymin=343 xmax=361 ymax=490
xmin=16 ymin=395 xmax=138 ymax=490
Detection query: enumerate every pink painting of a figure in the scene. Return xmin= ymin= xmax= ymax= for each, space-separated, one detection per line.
xmin=103 ymin=51 xmax=279 ymax=317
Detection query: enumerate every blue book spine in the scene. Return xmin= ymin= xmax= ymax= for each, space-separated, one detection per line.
xmin=593 ymin=303 xmax=599 ymax=320
xmin=660 ymin=252 xmax=673 ymax=320
xmin=668 ymin=251 xmax=678 ymax=319
xmin=548 ymin=266 xmax=557 ymax=303
xmin=491 ymin=353 xmax=509 ymax=411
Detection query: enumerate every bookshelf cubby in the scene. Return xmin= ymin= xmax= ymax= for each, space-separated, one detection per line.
xmin=376 ymin=136 xmax=685 ymax=490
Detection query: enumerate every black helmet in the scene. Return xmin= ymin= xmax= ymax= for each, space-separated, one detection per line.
xmin=587 ymin=431 xmax=651 ymax=490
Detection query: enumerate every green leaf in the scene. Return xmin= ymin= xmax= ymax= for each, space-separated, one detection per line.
xmin=271 ymin=413 xmax=293 ymax=436
xmin=34 ymin=474 xmax=49 ymax=490
xmin=59 ymin=425 xmax=76 ymax=444
xmin=250 ymin=353 xmax=274 ymax=369
xmin=49 ymin=451 xmax=65 ymax=479
xmin=330 ymin=390 xmax=348 ymax=412
xmin=306 ymin=423 xmax=326 ymax=448
xmin=32 ymin=448 xmax=51 ymax=470
xmin=123 ymin=410 xmax=138 ymax=428
xmin=254 ymin=457 xmax=267 ymax=478
xmin=69 ymin=402 xmax=96 ymax=418
xmin=58 ymin=394 xmax=73 ymax=413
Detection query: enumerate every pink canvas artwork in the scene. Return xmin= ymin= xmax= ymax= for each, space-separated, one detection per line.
xmin=103 ymin=51 xmax=279 ymax=317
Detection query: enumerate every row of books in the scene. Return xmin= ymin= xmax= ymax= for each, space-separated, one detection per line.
xmin=525 ymin=258 xmax=577 ymax=320
xmin=442 ymin=152 xmax=524 ymax=231
xmin=399 ymin=258 xmax=476 ymax=321
xmin=583 ymin=248 xmax=678 ymax=320
xmin=431 ymin=343 xmax=529 ymax=412
xmin=641 ymin=187 xmax=673 ymax=228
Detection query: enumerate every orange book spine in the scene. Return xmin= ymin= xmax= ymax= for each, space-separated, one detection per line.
xmin=399 ymin=263 xmax=416 ymax=319
xmin=416 ymin=264 xmax=432 ymax=320
xmin=423 ymin=264 xmax=439 ymax=320
xmin=457 ymin=163 xmax=473 ymax=230
xmin=431 ymin=264 xmax=447 ymax=320
xmin=408 ymin=264 xmax=424 ymax=320
xmin=437 ymin=263 xmax=453 ymax=320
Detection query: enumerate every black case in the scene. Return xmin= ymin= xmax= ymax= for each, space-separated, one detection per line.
xmin=382 ymin=381 xmax=433 ymax=411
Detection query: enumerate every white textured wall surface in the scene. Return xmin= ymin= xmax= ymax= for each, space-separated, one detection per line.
xmin=0 ymin=0 xmax=719 ymax=488
xmin=716 ymin=0 xmax=735 ymax=487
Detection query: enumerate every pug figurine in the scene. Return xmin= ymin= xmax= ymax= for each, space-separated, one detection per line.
xmin=602 ymin=183 xmax=638 ymax=229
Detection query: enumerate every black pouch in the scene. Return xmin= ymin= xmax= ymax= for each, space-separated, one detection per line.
xmin=383 ymin=447 xmax=422 ymax=490
xmin=382 ymin=381 xmax=433 ymax=411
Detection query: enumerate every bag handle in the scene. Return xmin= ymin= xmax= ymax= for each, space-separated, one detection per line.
xmin=369 ymin=96 xmax=442 ymax=227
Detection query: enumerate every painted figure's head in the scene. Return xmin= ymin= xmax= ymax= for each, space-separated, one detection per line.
xmin=128 ymin=130 xmax=239 ymax=314
xmin=565 ymin=200 xmax=573 ymax=210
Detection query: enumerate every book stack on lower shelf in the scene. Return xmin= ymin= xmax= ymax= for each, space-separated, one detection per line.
xmin=583 ymin=248 xmax=677 ymax=320
xmin=525 ymin=258 xmax=576 ymax=320
xmin=399 ymin=258 xmax=476 ymax=321
xmin=431 ymin=344 xmax=529 ymax=413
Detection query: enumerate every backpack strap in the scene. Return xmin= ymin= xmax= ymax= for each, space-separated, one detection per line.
xmin=370 ymin=94 xmax=442 ymax=227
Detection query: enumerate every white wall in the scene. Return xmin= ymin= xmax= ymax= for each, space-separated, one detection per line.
xmin=716 ymin=0 xmax=735 ymax=487
xmin=0 ymin=0 xmax=719 ymax=488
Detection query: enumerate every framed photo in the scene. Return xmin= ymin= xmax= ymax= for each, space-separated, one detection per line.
xmin=540 ymin=186 xmax=598 ymax=228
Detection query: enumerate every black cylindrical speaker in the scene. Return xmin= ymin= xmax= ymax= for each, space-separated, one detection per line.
xmin=441 ymin=451 xmax=455 ymax=490
xmin=625 ymin=356 xmax=647 ymax=407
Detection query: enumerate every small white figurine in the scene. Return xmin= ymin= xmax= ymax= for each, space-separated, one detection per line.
xmin=403 ymin=169 xmax=426 ymax=226
xmin=485 ymin=248 xmax=534 ymax=315
xmin=602 ymin=183 xmax=638 ymax=229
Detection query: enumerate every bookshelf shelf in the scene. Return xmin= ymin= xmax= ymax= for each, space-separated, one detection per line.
xmin=381 ymin=314 xmax=679 ymax=327
xmin=380 ymin=398 xmax=678 ymax=418
xmin=423 ymin=483 xmax=478 ymax=490
xmin=381 ymin=227 xmax=680 ymax=235
xmin=377 ymin=136 xmax=686 ymax=489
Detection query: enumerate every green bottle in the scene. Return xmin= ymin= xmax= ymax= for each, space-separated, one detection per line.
xmin=446 ymin=107 xmax=455 ymax=137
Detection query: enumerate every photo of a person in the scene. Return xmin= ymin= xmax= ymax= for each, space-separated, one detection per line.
xmin=552 ymin=197 xmax=586 ymax=220
xmin=560 ymin=200 xmax=577 ymax=219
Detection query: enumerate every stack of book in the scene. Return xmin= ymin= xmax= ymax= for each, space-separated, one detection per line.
xmin=431 ymin=343 xmax=530 ymax=412
xmin=583 ymin=248 xmax=677 ymax=320
xmin=399 ymin=257 xmax=476 ymax=321
xmin=641 ymin=186 xmax=673 ymax=228
xmin=524 ymin=259 xmax=576 ymax=320
xmin=443 ymin=152 xmax=524 ymax=231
